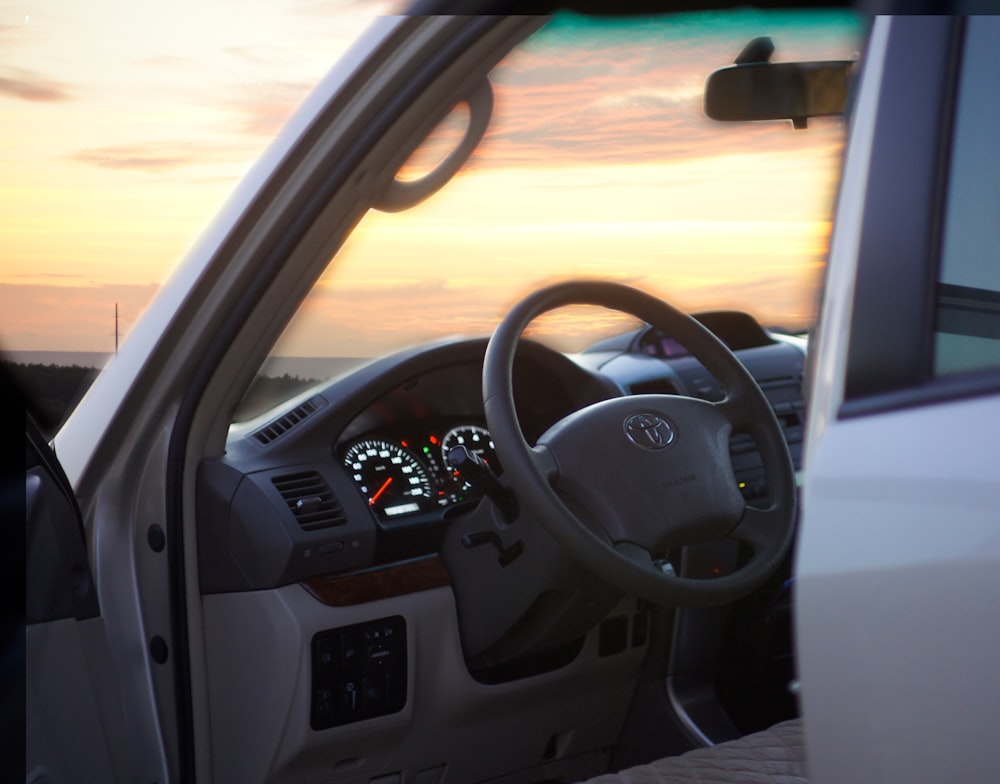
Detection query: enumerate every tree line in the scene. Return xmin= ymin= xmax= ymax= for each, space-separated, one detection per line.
xmin=7 ymin=361 xmax=319 ymax=439
xmin=6 ymin=362 xmax=98 ymax=438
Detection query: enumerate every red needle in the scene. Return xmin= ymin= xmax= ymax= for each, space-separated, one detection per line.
xmin=369 ymin=476 xmax=393 ymax=506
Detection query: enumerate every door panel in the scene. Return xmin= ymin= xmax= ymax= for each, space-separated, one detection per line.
xmin=26 ymin=420 xmax=131 ymax=783
xmin=798 ymin=15 xmax=1000 ymax=784
xmin=797 ymin=396 xmax=1000 ymax=783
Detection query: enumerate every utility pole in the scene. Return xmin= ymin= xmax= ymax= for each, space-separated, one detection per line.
xmin=115 ymin=302 xmax=119 ymax=354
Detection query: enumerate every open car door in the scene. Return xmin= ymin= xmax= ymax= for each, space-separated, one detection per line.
xmin=25 ymin=416 xmax=132 ymax=783
xmin=796 ymin=16 xmax=1000 ymax=783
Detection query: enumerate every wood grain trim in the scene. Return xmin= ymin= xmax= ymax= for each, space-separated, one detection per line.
xmin=301 ymin=556 xmax=451 ymax=607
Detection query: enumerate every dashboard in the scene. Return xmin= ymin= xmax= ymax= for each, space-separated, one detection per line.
xmin=198 ymin=313 xmax=808 ymax=784
xmin=197 ymin=315 xmax=806 ymax=596
xmin=339 ymin=421 xmax=498 ymax=522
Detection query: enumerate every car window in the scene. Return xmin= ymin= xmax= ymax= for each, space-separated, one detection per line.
xmin=933 ymin=16 xmax=1000 ymax=377
xmin=237 ymin=10 xmax=861 ymax=420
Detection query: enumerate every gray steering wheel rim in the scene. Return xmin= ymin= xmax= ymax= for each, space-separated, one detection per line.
xmin=483 ymin=280 xmax=796 ymax=607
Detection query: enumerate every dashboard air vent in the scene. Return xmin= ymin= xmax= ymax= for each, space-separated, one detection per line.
xmin=254 ymin=398 xmax=319 ymax=445
xmin=272 ymin=471 xmax=346 ymax=532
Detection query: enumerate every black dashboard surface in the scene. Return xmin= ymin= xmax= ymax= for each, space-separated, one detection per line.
xmin=197 ymin=320 xmax=806 ymax=594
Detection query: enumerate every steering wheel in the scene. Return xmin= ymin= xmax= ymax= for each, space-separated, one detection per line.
xmin=483 ymin=281 xmax=796 ymax=607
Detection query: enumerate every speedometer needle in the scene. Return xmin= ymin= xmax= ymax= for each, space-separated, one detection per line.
xmin=369 ymin=476 xmax=393 ymax=506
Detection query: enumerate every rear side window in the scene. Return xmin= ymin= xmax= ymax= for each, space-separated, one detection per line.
xmin=933 ymin=17 xmax=1000 ymax=376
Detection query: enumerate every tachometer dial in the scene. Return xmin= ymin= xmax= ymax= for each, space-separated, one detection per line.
xmin=441 ymin=425 xmax=499 ymax=474
xmin=343 ymin=439 xmax=433 ymax=518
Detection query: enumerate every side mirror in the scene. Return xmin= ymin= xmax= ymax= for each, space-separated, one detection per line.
xmin=705 ymin=56 xmax=854 ymax=129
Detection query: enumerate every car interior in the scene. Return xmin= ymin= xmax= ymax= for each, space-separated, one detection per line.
xmin=180 ymin=7 xmax=857 ymax=784
xmin=199 ymin=292 xmax=808 ymax=784
xmin=22 ymin=7 xmax=1000 ymax=784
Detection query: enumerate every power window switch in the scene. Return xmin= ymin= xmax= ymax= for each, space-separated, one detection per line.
xmin=363 ymin=674 xmax=388 ymax=715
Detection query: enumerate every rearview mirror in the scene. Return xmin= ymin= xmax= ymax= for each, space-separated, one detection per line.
xmin=704 ymin=60 xmax=854 ymax=129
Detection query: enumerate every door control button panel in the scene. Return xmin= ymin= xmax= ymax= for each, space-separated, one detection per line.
xmin=311 ymin=616 xmax=406 ymax=730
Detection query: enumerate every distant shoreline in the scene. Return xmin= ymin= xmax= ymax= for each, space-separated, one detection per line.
xmin=3 ymin=350 xmax=112 ymax=369
xmin=7 ymin=351 xmax=374 ymax=434
xmin=3 ymin=351 xmax=370 ymax=380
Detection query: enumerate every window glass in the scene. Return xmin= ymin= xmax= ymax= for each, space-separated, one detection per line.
xmin=240 ymin=10 xmax=860 ymax=420
xmin=933 ymin=17 xmax=1000 ymax=376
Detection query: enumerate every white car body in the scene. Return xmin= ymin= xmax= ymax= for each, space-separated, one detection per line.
xmin=797 ymin=14 xmax=1000 ymax=783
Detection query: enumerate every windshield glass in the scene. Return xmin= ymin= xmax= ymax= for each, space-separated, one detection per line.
xmin=241 ymin=9 xmax=860 ymax=418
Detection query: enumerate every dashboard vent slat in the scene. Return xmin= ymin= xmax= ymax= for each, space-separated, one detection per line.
xmin=272 ymin=471 xmax=346 ymax=532
xmin=254 ymin=398 xmax=319 ymax=445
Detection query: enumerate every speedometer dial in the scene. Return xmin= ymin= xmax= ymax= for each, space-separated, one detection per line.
xmin=441 ymin=425 xmax=498 ymax=473
xmin=343 ymin=439 xmax=433 ymax=518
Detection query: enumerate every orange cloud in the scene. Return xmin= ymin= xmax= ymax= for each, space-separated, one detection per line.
xmin=0 ymin=68 xmax=74 ymax=102
xmin=70 ymin=143 xmax=214 ymax=173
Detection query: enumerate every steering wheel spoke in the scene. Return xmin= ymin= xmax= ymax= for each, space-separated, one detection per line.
xmin=729 ymin=505 xmax=778 ymax=550
xmin=713 ymin=394 xmax=757 ymax=431
xmin=613 ymin=540 xmax=656 ymax=567
xmin=529 ymin=444 xmax=559 ymax=484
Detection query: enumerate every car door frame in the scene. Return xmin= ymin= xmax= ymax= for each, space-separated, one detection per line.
xmin=50 ymin=15 xmax=546 ymax=783
xmin=797 ymin=14 xmax=1000 ymax=784
xmin=24 ymin=411 xmax=138 ymax=783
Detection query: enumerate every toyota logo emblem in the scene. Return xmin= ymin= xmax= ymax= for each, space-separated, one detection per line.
xmin=624 ymin=413 xmax=676 ymax=450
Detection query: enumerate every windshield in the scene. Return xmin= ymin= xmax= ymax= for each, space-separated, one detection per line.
xmin=241 ymin=9 xmax=860 ymax=418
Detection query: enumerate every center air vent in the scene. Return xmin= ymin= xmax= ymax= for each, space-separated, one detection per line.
xmin=272 ymin=471 xmax=346 ymax=532
xmin=254 ymin=397 xmax=321 ymax=445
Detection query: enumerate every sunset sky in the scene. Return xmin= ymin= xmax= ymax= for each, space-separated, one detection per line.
xmin=0 ymin=2 xmax=861 ymax=359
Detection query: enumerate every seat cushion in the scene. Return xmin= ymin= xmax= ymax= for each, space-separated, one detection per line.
xmin=581 ymin=718 xmax=807 ymax=784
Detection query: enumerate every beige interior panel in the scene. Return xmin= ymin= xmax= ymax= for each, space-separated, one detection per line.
xmin=203 ymin=585 xmax=647 ymax=784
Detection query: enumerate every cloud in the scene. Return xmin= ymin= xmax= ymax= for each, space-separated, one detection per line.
xmin=290 ymin=0 xmax=402 ymax=16
xmin=276 ymin=277 xmax=506 ymax=355
xmin=592 ymin=89 xmax=698 ymax=111
xmin=276 ymin=274 xmax=652 ymax=357
xmin=481 ymin=56 xmax=709 ymax=166
xmin=475 ymin=77 xmax=843 ymax=170
xmin=134 ymin=54 xmax=192 ymax=68
xmin=71 ymin=144 xmax=199 ymax=173
xmin=0 ymin=68 xmax=74 ymax=102
xmin=227 ymin=80 xmax=316 ymax=136
xmin=455 ymin=19 xmax=856 ymax=170
xmin=225 ymin=45 xmax=280 ymax=68
xmin=69 ymin=140 xmax=250 ymax=173
xmin=673 ymin=270 xmax=824 ymax=331
xmin=7 ymin=272 xmax=93 ymax=284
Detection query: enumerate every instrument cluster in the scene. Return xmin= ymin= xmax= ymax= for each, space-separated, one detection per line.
xmin=340 ymin=422 xmax=499 ymax=523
